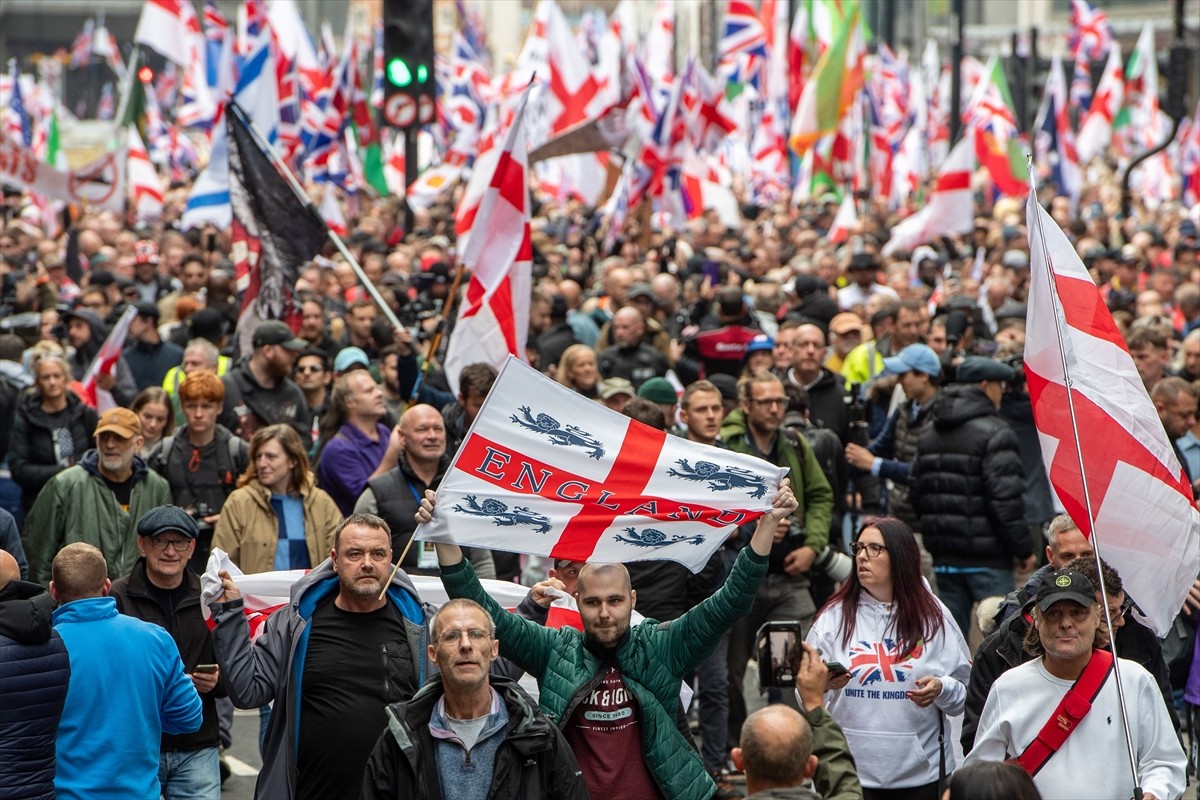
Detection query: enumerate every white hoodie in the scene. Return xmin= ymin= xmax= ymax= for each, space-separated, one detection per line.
xmin=806 ymin=589 xmax=971 ymax=789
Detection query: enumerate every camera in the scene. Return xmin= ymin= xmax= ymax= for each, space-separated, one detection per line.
xmin=811 ymin=546 xmax=853 ymax=583
xmin=187 ymin=502 xmax=216 ymax=535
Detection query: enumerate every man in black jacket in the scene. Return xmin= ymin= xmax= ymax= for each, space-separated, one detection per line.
xmin=361 ymin=598 xmax=588 ymax=800
xmin=110 ymin=506 xmax=223 ymax=800
xmin=910 ymin=356 xmax=1036 ymax=635
xmin=0 ymin=548 xmax=70 ymax=800
xmin=219 ymin=320 xmax=312 ymax=448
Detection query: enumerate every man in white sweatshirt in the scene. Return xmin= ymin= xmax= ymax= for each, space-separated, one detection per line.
xmin=966 ymin=569 xmax=1185 ymax=800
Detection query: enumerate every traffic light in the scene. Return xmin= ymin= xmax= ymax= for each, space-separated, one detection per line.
xmin=383 ymin=0 xmax=434 ymax=125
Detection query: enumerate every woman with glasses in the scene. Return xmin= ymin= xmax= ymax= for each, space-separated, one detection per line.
xmin=211 ymin=424 xmax=340 ymax=574
xmin=806 ymin=516 xmax=970 ymax=800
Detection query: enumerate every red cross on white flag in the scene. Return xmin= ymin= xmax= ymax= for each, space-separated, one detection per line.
xmin=416 ymin=358 xmax=785 ymax=571
xmin=1025 ymin=191 xmax=1200 ymax=636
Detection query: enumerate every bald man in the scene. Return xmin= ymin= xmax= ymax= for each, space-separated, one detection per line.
xmin=355 ymin=405 xmax=494 ymax=577
xmin=0 ymin=548 xmax=70 ymax=799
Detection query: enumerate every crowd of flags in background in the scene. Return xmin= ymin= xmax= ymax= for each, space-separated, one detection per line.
xmin=0 ymin=0 xmax=1199 ymax=250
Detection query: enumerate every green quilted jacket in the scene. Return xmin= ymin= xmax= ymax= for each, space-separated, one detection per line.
xmin=441 ymin=546 xmax=769 ymax=800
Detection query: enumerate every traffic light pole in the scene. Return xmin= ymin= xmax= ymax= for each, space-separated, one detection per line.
xmin=404 ymin=127 xmax=417 ymax=235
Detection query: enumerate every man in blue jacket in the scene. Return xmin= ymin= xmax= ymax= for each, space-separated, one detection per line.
xmin=50 ymin=542 xmax=202 ymax=800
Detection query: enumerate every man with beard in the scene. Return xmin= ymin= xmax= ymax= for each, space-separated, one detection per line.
xmin=426 ymin=479 xmax=799 ymax=800
xmin=361 ymin=598 xmax=588 ymax=799
xmin=209 ymin=514 xmax=434 ymax=800
xmin=25 ymin=408 xmax=171 ymax=585
xmin=219 ymin=320 xmax=312 ymax=448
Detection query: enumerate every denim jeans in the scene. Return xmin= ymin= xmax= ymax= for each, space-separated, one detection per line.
xmin=159 ymin=746 xmax=221 ymax=800
xmin=935 ymin=567 xmax=1015 ymax=636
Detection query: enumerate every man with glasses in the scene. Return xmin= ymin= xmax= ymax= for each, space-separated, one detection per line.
xmin=910 ymin=356 xmax=1035 ymax=636
xmin=111 ymin=507 xmax=223 ymax=800
xmin=720 ymin=370 xmax=834 ymax=750
xmin=362 ymin=598 xmax=588 ymax=799
xmin=208 ymin=513 xmax=433 ymax=800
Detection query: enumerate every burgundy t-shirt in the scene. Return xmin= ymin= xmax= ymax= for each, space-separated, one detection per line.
xmin=563 ymin=665 xmax=664 ymax=799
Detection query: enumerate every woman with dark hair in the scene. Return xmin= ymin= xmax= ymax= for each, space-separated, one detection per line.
xmin=131 ymin=386 xmax=174 ymax=459
xmin=943 ymin=762 xmax=1041 ymax=800
xmin=807 ymin=516 xmax=970 ymax=800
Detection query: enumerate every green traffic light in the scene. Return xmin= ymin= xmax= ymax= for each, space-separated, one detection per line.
xmin=387 ymin=58 xmax=413 ymax=87
xmin=416 ymin=64 xmax=429 ymax=84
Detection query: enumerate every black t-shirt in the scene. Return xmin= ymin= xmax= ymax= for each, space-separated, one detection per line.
xmin=144 ymin=578 xmax=190 ymax=633
xmin=101 ymin=473 xmax=134 ymax=509
xmin=297 ymin=596 xmax=411 ymax=800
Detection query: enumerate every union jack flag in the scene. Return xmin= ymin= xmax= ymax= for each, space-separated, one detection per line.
xmin=1182 ymin=104 xmax=1200 ymax=208
xmin=719 ymin=0 xmax=768 ymax=64
xmin=1068 ymin=0 xmax=1113 ymax=61
xmin=71 ymin=20 xmax=94 ymax=69
xmin=5 ymin=63 xmax=31 ymax=147
xmin=848 ymin=638 xmax=923 ymax=685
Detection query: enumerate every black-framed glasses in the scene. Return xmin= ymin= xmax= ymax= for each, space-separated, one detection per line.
xmin=295 ymin=365 xmax=324 ymax=374
xmin=436 ymin=629 xmax=491 ymax=646
xmin=851 ymin=542 xmax=888 ymax=560
xmin=148 ymin=538 xmax=192 ymax=552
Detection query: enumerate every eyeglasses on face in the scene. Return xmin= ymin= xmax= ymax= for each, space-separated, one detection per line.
xmin=149 ymin=538 xmax=192 ymax=552
xmin=850 ymin=542 xmax=888 ymax=559
xmin=436 ymin=629 xmax=491 ymax=646
xmin=295 ymin=365 xmax=324 ymax=374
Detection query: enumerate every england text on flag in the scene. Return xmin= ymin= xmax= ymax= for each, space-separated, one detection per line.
xmin=416 ymin=358 xmax=785 ymax=572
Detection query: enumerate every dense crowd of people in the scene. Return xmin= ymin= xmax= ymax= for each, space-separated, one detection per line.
xmin=0 ymin=173 xmax=1198 ymax=800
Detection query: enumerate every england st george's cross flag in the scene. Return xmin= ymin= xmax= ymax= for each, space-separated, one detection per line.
xmin=416 ymin=357 xmax=785 ymax=571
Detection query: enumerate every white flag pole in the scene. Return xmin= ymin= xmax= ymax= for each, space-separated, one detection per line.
xmin=1025 ymin=154 xmax=1142 ymax=798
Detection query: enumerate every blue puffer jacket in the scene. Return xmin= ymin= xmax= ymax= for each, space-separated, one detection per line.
xmin=0 ymin=581 xmax=70 ymax=800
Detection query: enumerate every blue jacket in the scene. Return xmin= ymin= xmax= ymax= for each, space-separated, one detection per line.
xmin=0 ymin=581 xmax=69 ymax=800
xmin=210 ymin=558 xmax=433 ymax=800
xmin=52 ymin=596 xmax=202 ymax=800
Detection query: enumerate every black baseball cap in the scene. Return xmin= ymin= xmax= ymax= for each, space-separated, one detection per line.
xmin=1035 ymin=569 xmax=1096 ymax=611
xmin=252 ymin=320 xmax=307 ymax=351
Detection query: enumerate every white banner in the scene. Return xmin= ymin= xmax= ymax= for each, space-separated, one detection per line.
xmin=0 ymin=140 xmax=125 ymax=212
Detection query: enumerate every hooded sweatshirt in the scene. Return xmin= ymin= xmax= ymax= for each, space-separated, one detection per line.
xmin=64 ymin=309 xmax=138 ymax=407
xmin=806 ymin=588 xmax=971 ymax=789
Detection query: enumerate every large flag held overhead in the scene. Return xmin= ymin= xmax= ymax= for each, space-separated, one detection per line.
xmin=226 ymin=103 xmax=328 ymax=355
xmin=1076 ymin=46 xmax=1124 ymax=164
xmin=0 ymin=139 xmax=125 ymax=212
xmin=416 ymin=358 xmax=785 ymax=571
xmin=443 ymin=86 xmax=535 ymax=397
xmin=1024 ymin=192 xmax=1200 ymax=637
xmin=789 ymin=2 xmax=863 ymax=153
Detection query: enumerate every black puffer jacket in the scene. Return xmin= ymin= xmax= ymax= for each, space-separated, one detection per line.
xmin=8 ymin=391 xmax=98 ymax=513
xmin=0 ymin=581 xmax=70 ymax=800
xmin=910 ymin=385 xmax=1031 ymax=568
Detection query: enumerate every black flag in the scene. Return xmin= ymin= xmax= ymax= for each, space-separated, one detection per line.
xmin=227 ymin=103 xmax=327 ymax=356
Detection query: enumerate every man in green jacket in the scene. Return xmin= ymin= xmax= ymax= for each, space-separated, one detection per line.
xmin=720 ymin=371 xmax=834 ymax=743
xmin=25 ymin=407 xmax=171 ymax=585
xmin=423 ymin=479 xmax=798 ymax=800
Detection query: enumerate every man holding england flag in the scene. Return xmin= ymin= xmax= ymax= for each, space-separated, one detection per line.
xmin=418 ymin=477 xmax=796 ymax=800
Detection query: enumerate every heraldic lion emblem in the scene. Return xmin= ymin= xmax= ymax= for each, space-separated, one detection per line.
xmin=666 ymin=458 xmax=768 ymax=499
xmin=614 ymin=527 xmax=706 ymax=548
xmin=452 ymin=495 xmax=552 ymax=534
xmin=509 ymin=406 xmax=606 ymax=460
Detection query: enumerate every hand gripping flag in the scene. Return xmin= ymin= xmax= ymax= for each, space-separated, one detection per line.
xmin=416 ymin=358 xmax=785 ymax=572
xmin=443 ymin=86 xmax=534 ymax=397
xmin=1025 ymin=192 xmax=1200 ymax=637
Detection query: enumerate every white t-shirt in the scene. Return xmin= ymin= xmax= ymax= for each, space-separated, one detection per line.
xmin=966 ymin=656 xmax=1185 ymax=800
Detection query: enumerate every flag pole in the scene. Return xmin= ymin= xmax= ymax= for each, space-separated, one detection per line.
xmin=226 ymin=101 xmax=408 ymax=339
xmin=1025 ymin=154 xmax=1143 ymax=800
